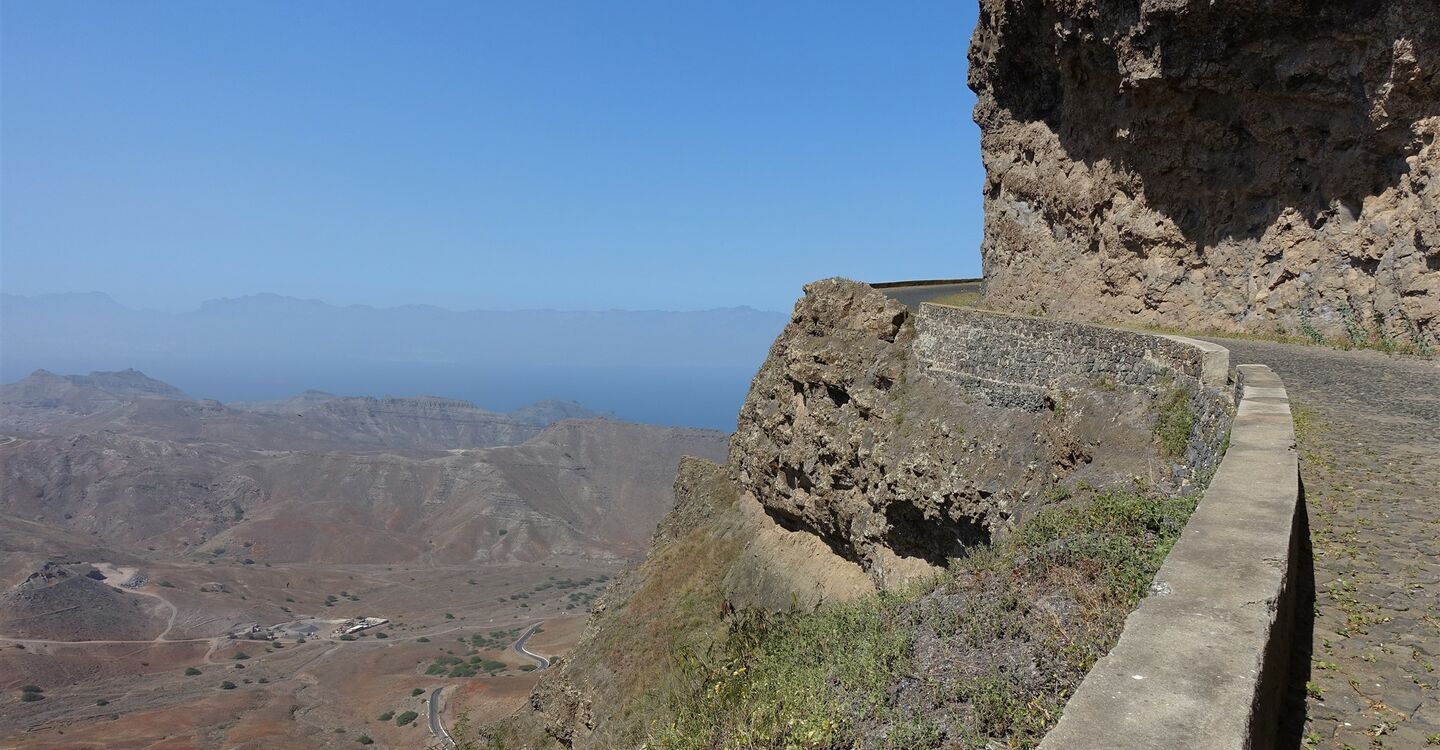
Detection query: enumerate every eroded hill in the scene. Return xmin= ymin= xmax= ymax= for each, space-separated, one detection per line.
xmin=0 ymin=371 xmax=728 ymax=749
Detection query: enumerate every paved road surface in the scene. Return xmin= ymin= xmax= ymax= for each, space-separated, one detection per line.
xmin=880 ymin=278 xmax=1439 ymax=744
xmin=1202 ymin=336 xmax=1440 ymax=749
xmin=428 ymin=686 xmax=456 ymax=749
xmin=513 ymin=621 xmax=550 ymax=669
xmin=871 ymin=279 xmax=982 ymax=309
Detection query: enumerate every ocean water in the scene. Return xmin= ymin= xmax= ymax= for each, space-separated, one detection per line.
xmin=1 ymin=356 xmax=755 ymax=432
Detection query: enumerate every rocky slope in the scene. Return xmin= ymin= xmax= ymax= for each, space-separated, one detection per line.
xmin=0 ymin=369 xmax=189 ymax=430
xmin=497 ymin=457 xmax=873 ymax=749
xmin=0 ymin=372 xmax=728 ymax=567
xmin=499 ymin=279 xmax=1233 ymax=748
xmin=1 ymin=369 xmax=606 ymax=451
xmin=1 ymin=422 xmax=726 ymax=566
xmin=970 ymin=0 xmax=1439 ymax=344
xmin=0 ymin=562 xmax=170 ymax=641
xmin=730 ymin=279 xmax=1208 ymax=587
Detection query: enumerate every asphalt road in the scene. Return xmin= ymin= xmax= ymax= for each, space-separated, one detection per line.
xmin=428 ymin=686 xmax=456 ymax=749
xmin=870 ymin=279 xmax=983 ymax=309
xmin=513 ymin=621 xmax=550 ymax=669
xmin=427 ymin=622 xmax=547 ymax=748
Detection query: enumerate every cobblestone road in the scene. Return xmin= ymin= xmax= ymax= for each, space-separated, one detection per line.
xmin=1208 ymin=338 xmax=1439 ymax=749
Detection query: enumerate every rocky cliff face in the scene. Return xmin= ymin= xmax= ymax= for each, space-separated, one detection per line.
xmin=510 ymin=280 xmax=1234 ymax=747
xmin=730 ymin=279 xmax=1212 ymax=587
xmin=970 ymin=0 xmax=1439 ymax=344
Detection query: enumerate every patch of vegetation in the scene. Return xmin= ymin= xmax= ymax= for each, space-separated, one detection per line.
xmin=96 ymin=699 xmax=109 ymax=706
xmin=646 ymin=488 xmax=1199 ymax=749
xmin=411 ymin=687 xmax=425 ymax=697
xmin=232 ymin=651 xmax=250 ymax=660
xmin=158 ymin=580 xmax=176 ymax=588
xmin=220 ymin=681 xmax=237 ymax=690
xmin=395 ymin=710 xmax=419 ymax=727
xmin=378 ymin=711 xmax=394 ymax=722
xmin=469 ymin=628 xmax=521 ymax=651
xmin=424 ymin=653 xmax=503 ymax=678
xmin=927 ymin=290 xmax=984 ymax=308
xmin=357 ymin=735 xmax=374 ymax=746
xmin=184 ymin=667 xmax=202 ymax=676
xmin=20 ymin=686 xmax=43 ymax=702
xmin=1154 ymin=382 xmax=1195 ymax=458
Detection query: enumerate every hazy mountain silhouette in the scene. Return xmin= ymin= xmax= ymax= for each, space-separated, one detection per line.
xmin=1 ymin=292 xmax=788 ymax=428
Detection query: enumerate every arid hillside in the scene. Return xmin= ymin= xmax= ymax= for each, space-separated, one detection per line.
xmin=0 ymin=371 xmax=727 ymax=569
xmin=491 ymin=280 xmax=1233 ymax=749
xmin=0 ymin=369 xmax=728 ymax=750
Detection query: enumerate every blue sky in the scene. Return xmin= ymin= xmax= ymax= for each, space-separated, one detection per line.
xmin=2 ymin=1 xmax=982 ymax=313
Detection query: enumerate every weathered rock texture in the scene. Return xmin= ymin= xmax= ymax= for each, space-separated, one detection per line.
xmin=970 ymin=0 xmax=1440 ymax=344
xmin=509 ymin=279 xmax=1237 ymax=748
xmin=730 ymin=279 xmax=1229 ymax=587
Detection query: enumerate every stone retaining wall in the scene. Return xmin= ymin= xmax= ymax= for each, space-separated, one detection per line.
xmin=1037 ymin=364 xmax=1301 ymax=749
xmin=914 ymin=303 xmax=1233 ymax=482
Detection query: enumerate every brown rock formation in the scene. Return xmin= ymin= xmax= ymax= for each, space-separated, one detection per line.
xmin=729 ymin=279 xmax=1213 ymax=587
xmin=970 ymin=0 xmax=1439 ymax=344
xmin=509 ymin=279 xmax=1236 ymax=747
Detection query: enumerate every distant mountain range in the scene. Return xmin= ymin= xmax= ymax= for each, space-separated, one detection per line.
xmin=0 ymin=292 xmax=788 ymax=429
xmin=1 ymin=368 xmax=610 ymax=448
xmin=0 ymin=369 xmax=730 ymax=569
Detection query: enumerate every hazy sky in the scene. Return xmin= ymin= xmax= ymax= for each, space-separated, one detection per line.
xmin=2 ymin=1 xmax=982 ymax=313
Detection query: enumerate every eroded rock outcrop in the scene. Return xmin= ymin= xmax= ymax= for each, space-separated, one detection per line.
xmin=971 ymin=0 xmax=1439 ymax=344
xmin=730 ymin=279 xmax=1222 ymax=587
xmin=506 ymin=279 xmax=1236 ymax=748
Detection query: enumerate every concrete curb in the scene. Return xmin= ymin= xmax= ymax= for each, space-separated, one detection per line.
xmin=1038 ymin=364 xmax=1301 ymax=749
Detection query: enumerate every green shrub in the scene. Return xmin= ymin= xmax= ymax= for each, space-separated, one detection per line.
xmin=647 ymin=488 xmax=1200 ymax=749
xmin=184 ymin=667 xmax=202 ymax=676
xmin=395 ymin=710 xmax=419 ymax=727
xmin=1154 ymin=384 xmax=1195 ymax=458
xmin=377 ymin=711 xmax=394 ymax=722
xmin=357 ymin=736 xmax=374 ymax=746
xmin=411 ymin=687 xmax=425 ymax=697
xmin=220 ymin=681 xmax=237 ymax=690
xmin=20 ymin=692 xmax=43 ymax=702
